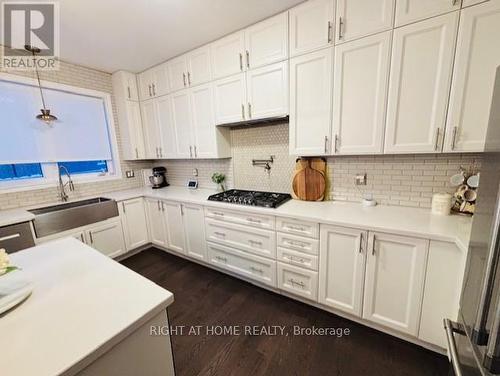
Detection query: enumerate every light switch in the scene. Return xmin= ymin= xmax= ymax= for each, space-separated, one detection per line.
xmin=355 ymin=173 xmax=367 ymax=186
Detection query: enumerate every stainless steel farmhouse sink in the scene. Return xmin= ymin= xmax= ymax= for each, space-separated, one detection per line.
xmin=29 ymin=197 xmax=119 ymax=238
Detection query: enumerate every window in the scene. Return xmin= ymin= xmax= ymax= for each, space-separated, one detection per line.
xmin=58 ymin=161 xmax=108 ymax=175
xmin=0 ymin=163 xmax=43 ymax=181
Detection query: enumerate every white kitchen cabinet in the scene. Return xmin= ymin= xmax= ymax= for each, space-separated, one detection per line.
xmin=112 ymin=71 xmax=139 ymax=101
xmin=211 ymin=31 xmax=246 ymax=79
xmin=384 ymin=12 xmax=459 ymax=153
xmin=167 ymin=55 xmax=188 ymax=92
xmin=171 ymin=89 xmax=194 ymax=158
xmin=187 ymin=46 xmax=212 ymax=86
xmin=156 ymin=95 xmax=177 ymax=159
xmin=113 ymin=96 xmax=146 ymax=160
xmin=319 ymin=225 xmax=367 ymax=316
xmin=182 ymin=204 xmax=207 ymax=261
xmin=246 ymin=61 xmax=288 ymax=120
xmin=120 ymin=198 xmax=150 ymax=251
xmin=278 ymin=263 xmax=319 ymax=301
xmin=289 ymin=0 xmax=335 ymax=57
xmin=145 ymin=199 xmax=168 ymax=248
xmin=245 ymin=12 xmax=288 ymax=69
xmin=140 ymin=99 xmax=162 ymax=159
xmin=138 ymin=65 xmax=169 ymax=100
xmin=363 ymin=232 xmax=429 ymax=336
xmin=332 ymin=32 xmax=391 ymax=155
xmin=444 ymin=1 xmax=500 ymax=152
xmin=336 ymin=0 xmax=395 ymax=43
xmin=213 ymin=73 xmax=247 ymax=125
xmin=289 ymin=48 xmax=333 ymax=156
xmin=87 ymin=219 xmax=126 ymax=259
xmin=163 ymin=201 xmax=186 ymax=254
xmin=395 ymin=0 xmax=461 ymax=27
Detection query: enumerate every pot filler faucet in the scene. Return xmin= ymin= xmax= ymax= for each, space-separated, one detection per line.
xmin=58 ymin=165 xmax=75 ymax=202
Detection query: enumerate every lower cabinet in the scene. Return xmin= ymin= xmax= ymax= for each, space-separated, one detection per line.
xmin=163 ymin=201 xmax=186 ymax=254
xmin=145 ymin=198 xmax=168 ymax=248
xmin=182 ymin=204 xmax=207 ymax=261
xmin=277 ymin=262 xmax=318 ymax=301
xmin=120 ymin=198 xmax=150 ymax=251
xmin=319 ymin=225 xmax=367 ymax=317
xmin=362 ymin=232 xmax=429 ymax=336
xmin=87 ymin=219 xmax=126 ymax=258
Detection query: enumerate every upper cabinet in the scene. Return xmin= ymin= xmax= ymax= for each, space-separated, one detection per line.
xmin=138 ymin=64 xmax=169 ymax=100
xmin=289 ymin=0 xmax=335 ymax=57
xmin=211 ymin=31 xmax=246 ymax=80
xmin=395 ymin=0 xmax=461 ymax=27
xmin=167 ymin=55 xmax=188 ymax=92
xmin=289 ymin=48 xmax=333 ymax=156
xmin=335 ymin=0 xmax=396 ymax=43
xmin=187 ymin=46 xmax=212 ymax=86
xmin=213 ymin=73 xmax=247 ymax=124
xmin=113 ymin=71 xmax=139 ymax=101
xmin=332 ymin=31 xmax=391 ymax=155
xmin=245 ymin=12 xmax=288 ymax=69
xmin=384 ymin=12 xmax=458 ymax=154
xmin=444 ymin=1 xmax=500 ymax=152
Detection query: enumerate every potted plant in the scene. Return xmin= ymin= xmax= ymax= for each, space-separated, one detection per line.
xmin=212 ymin=172 xmax=226 ymax=192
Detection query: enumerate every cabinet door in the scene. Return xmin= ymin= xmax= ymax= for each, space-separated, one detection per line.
xmin=114 ymin=71 xmax=139 ymax=101
xmin=156 ymin=95 xmax=177 ymax=159
xmin=319 ymin=225 xmax=367 ymax=317
xmin=245 ymin=12 xmax=288 ymax=69
xmin=120 ymin=199 xmax=150 ymax=251
xmin=190 ymin=83 xmax=217 ymax=158
xmin=289 ymin=48 xmax=333 ymax=156
xmin=167 ymin=56 xmax=188 ymax=93
xmin=138 ymin=70 xmax=153 ymax=101
xmin=163 ymin=201 xmax=186 ymax=254
xmin=385 ymin=12 xmax=458 ymax=153
xmin=246 ymin=61 xmax=288 ymax=120
xmin=125 ymin=101 xmax=145 ymax=159
xmin=151 ymin=63 xmax=169 ymax=97
xmin=140 ymin=99 xmax=161 ymax=159
xmin=182 ymin=204 xmax=207 ymax=261
xmin=395 ymin=0 xmax=461 ymax=27
xmin=336 ymin=0 xmax=395 ymax=43
xmin=363 ymin=232 xmax=429 ymax=336
xmin=213 ymin=73 xmax=247 ymax=125
xmin=171 ymin=89 xmax=194 ymax=158
xmin=289 ymin=0 xmax=335 ymax=57
xmin=332 ymin=32 xmax=390 ymax=155
xmin=211 ymin=31 xmax=245 ymax=79
xmin=87 ymin=219 xmax=126 ymax=258
xmin=444 ymin=1 xmax=500 ymax=152
xmin=145 ymin=199 xmax=168 ymax=248
xmin=187 ymin=46 xmax=212 ymax=86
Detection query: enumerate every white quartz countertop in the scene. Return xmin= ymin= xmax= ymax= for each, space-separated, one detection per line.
xmin=0 ymin=208 xmax=34 ymax=227
xmin=0 ymin=238 xmax=174 ymax=376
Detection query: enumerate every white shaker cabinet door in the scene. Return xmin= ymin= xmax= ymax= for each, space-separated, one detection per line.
xmin=246 ymin=61 xmax=289 ymax=120
xmin=395 ymin=0 xmax=461 ymax=27
xmin=124 ymin=101 xmax=146 ymax=159
xmin=289 ymin=48 xmax=333 ymax=156
xmin=120 ymin=198 xmax=150 ymax=251
xmin=171 ymin=89 xmax=194 ymax=159
xmin=213 ymin=73 xmax=247 ymax=125
xmin=384 ymin=12 xmax=458 ymax=153
xmin=363 ymin=232 xmax=429 ymax=336
xmin=319 ymin=225 xmax=367 ymax=317
xmin=336 ymin=0 xmax=395 ymax=43
xmin=187 ymin=46 xmax=212 ymax=86
xmin=145 ymin=199 xmax=168 ymax=248
xmin=138 ymin=70 xmax=153 ymax=101
xmin=163 ymin=201 xmax=186 ymax=254
xmin=332 ymin=31 xmax=391 ymax=155
xmin=211 ymin=31 xmax=245 ymax=79
xmin=444 ymin=1 xmax=500 ymax=152
xmin=156 ymin=95 xmax=177 ymax=159
xmin=182 ymin=204 xmax=207 ymax=261
xmin=150 ymin=63 xmax=170 ymax=97
xmin=140 ymin=99 xmax=161 ymax=159
xmin=190 ymin=83 xmax=217 ymax=158
xmin=289 ymin=0 xmax=335 ymax=57
xmin=245 ymin=12 xmax=288 ymax=69
xmin=167 ymin=55 xmax=188 ymax=93
xmin=87 ymin=219 xmax=126 ymax=259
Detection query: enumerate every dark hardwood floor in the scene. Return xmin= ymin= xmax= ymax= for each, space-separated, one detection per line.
xmin=121 ymin=248 xmax=450 ymax=376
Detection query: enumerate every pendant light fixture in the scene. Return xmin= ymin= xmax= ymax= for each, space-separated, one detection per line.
xmin=24 ymin=45 xmax=58 ymax=124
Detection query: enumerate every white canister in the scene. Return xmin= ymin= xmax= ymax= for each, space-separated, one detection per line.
xmin=432 ymin=193 xmax=452 ymax=216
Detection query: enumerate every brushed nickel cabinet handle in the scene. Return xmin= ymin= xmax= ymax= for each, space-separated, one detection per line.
xmin=372 ymin=235 xmax=376 ymax=256
xmin=328 ymin=21 xmax=333 ymax=43
xmin=334 ymin=134 xmax=339 ymax=153
xmin=194 ymin=146 xmax=198 ymax=158
xmin=122 ymin=202 xmax=126 ymax=213
xmin=451 ymin=126 xmax=458 ymax=150
xmin=157 ymin=200 xmax=161 ymax=211
xmin=152 ymin=83 xmax=156 ymax=96
xmin=135 ymin=148 xmax=139 ymax=159
xmin=89 ymin=231 xmax=94 ymax=244
xmin=248 ymin=102 xmax=252 ymax=119
xmin=359 ymin=233 xmax=363 ymax=254
xmin=148 ymin=84 xmax=152 ymax=97
xmin=246 ymin=50 xmax=250 ymax=68
xmin=0 ymin=233 xmax=20 ymax=242
xmin=239 ymin=53 xmax=243 ymax=71
xmin=159 ymin=147 xmax=163 ymax=158
xmin=214 ymin=232 xmax=226 ymax=237
xmin=180 ymin=204 xmax=184 ymax=216
xmin=127 ymin=86 xmax=131 ymax=99
xmin=80 ymin=233 xmax=84 ymax=242
xmin=183 ymin=73 xmax=187 ymax=87
xmin=213 ymin=211 xmax=225 ymax=217
xmin=241 ymin=104 xmax=245 ymax=120
xmin=188 ymin=72 xmax=192 ymax=85
xmin=249 ymin=239 xmax=263 ymax=246
xmin=189 ymin=145 xmax=193 ymax=158
xmin=435 ymin=128 xmax=441 ymax=151
xmin=338 ymin=17 xmax=344 ymax=40
xmin=215 ymin=255 xmax=227 ymax=262
xmin=325 ymin=135 xmax=329 ymax=154
xmin=161 ymin=201 xmax=165 ymax=211
xmin=250 ymin=266 xmax=263 ymax=274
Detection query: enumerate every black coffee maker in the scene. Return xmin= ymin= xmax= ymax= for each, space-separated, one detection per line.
xmin=149 ymin=167 xmax=169 ymax=189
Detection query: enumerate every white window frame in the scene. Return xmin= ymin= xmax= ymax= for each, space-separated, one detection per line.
xmin=0 ymin=73 xmax=122 ymax=193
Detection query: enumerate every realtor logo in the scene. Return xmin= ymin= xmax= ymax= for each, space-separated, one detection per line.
xmin=1 ymin=1 xmax=60 ymax=70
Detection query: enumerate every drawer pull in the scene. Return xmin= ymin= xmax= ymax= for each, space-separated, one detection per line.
xmin=289 ymin=279 xmax=305 ymax=288
xmin=248 ymin=240 xmax=263 ymax=246
xmin=212 ymin=212 xmax=225 ymax=217
xmin=247 ymin=218 xmax=261 ymax=223
xmin=250 ymin=266 xmax=264 ymax=274
xmin=214 ymin=232 xmax=226 ymax=237
xmin=0 ymin=233 xmax=21 ymax=242
xmin=286 ymin=240 xmax=306 ymax=248
xmin=290 ymin=255 xmax=306 ymax=264
xmin=215 ymin=255 xmax=227 ymax=262
xmin=288 ymin=225 xmax=306 ymax=232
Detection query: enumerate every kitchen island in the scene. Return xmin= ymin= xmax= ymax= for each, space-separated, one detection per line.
xmin=0 ymin=237 xmax=175 ymax=376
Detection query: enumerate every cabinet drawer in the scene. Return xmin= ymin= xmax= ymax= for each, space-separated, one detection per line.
xmin=207 ymin=242 xmax=277 ymax=287
xmin=277 ymin=232 xmax=319 ymax=255
xmin=277 ymin=247 xmax=318 ymax=271
xmin=0 ymin=222 xmax=35 ymax=253
xmin=205 ymin=218 xmax=276 ymax=259
xmin=277 ymin=262 xmax=318 ymax=301
xmin=205 ymin=207 xmax=275 ymax=230
xmin=276 ymin=217 xmax=319 ymax=238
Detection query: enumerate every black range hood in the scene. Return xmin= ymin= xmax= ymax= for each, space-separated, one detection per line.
xmin=216 ymin=115 xmax=289 ymax=128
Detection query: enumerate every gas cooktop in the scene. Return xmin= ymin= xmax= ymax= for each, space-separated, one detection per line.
xmin=207 ymin=189 xmax=292 ymax=208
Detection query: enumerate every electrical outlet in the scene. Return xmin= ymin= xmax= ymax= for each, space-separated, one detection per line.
xmin=355 ymin=173 xmax=367 ymax=186
xmin=125 ymin=170 xmax=135 ymax=178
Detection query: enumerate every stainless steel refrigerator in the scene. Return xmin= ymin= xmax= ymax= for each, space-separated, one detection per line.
xmin=445 ymin=66 xmax=500 ymax=375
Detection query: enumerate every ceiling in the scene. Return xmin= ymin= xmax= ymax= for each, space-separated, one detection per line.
xmin=54 ymin=0 xmax=304 ymax=73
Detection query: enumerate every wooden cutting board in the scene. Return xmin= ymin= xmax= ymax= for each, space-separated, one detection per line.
xmin=292 ymin=158 xmax=327 ymax=201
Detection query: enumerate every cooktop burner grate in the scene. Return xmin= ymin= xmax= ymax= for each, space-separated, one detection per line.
xmin=207 ymin=189 xmax=292 ymax=208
